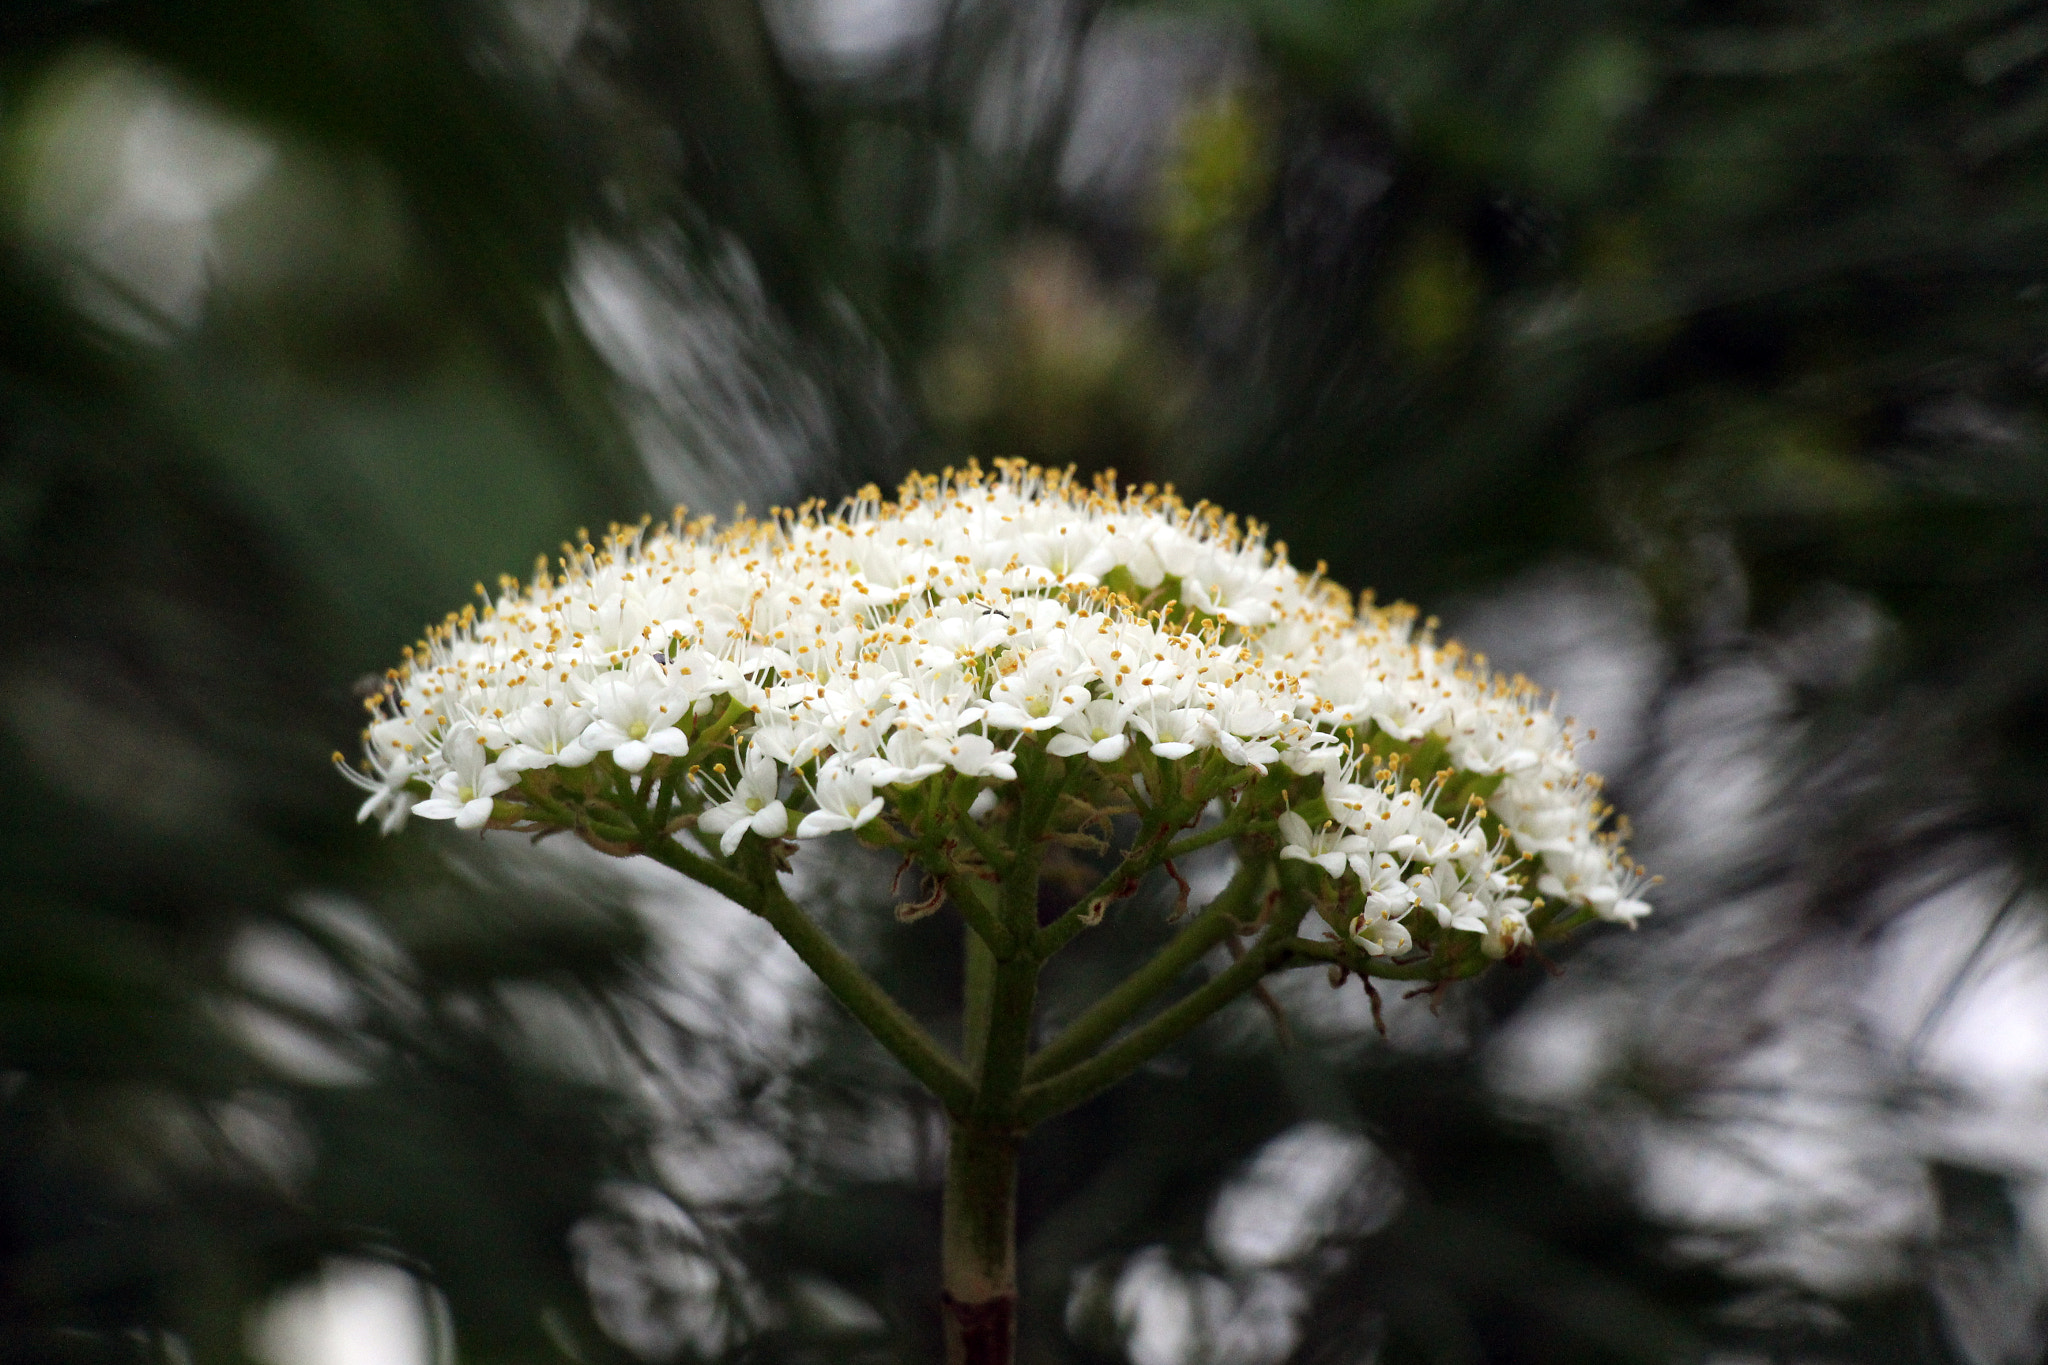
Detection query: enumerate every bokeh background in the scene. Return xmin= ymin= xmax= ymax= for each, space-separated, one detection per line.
xmin=4 ymin=1 xmax=2048 ymax=1362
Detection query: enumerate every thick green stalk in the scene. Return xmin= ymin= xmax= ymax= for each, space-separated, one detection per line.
xmin=970 ymin=955 xmax=1038 ymax=1123
xmin=969 ymin=834 xmax=1040 ymax=1120
xmin=942 ymin=1119 xmax=1018 ymax=1365
xmin=945 ymin=828 xmax=1042 ymax=1364
xmin=1015 ymin=893 xmax=1308 ymax=1126
xmin=962 ymin=930 xmax=998 ymax=1072
xmin=1023 ymin=855 xmax=1267 ymax=1083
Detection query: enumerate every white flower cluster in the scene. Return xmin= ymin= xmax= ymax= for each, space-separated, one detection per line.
xmin=342 ymin=463 xmax=1649 ymax=963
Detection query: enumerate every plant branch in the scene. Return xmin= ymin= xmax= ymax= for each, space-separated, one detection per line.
xmin=1023 ymin=855 xmax=1267 ymax=1083
xmin=1163 ymin=813 xmax=1253 ymax=861
xmin=1031 ymin=811 xmax=1176 ymax=959
xmin=967 ymin=822 xmax=1044 ymax=1123
xmin=953 ymin=800 xmax=1013 ymax=875
xmin=645 ymin=836 xmax=977 ymax=1115
xmin=1016 ymin=893 xmax=1310 ymax=1126
xmin=1274 ymin=936 xmax=1451 ymax=980
xmin=926 ymin=848 xmax=1019 ymax=958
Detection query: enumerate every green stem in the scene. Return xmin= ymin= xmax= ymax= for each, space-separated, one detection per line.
xmin=895 ymin=822 xmax=1016 ymax=958
xmin=1275 ymin=936 xmax=1447 ymax=980
xmin=954 ymin=802 xmax=1013 ymax=875
xmin=1023 ymin=855 xmax=1267 ymax=1083
xmin=971 ymin=841 xmax=1041 ymax=1122
xmin=1031 ymin=811 xmax=1176 ymax=959
xmin=1016 ymin=892 xmax=1308 ymax=1126
xmin=945 ymin=814 xmax=1040 ymax=1365
xmin=680 ymin=695 xmax=750 ymax=767
xmin=641 ymin=833 xmax=760 ymax=909
xmin=970 ymin=962 xmax=1038 ymax=1127
xmin=936 ymin=860 xmax=1018 ymax=959
xmin=1163 ymin=814 xmax=1253 ymax=861
xmin=942 ymin=1120 xmax=1017 ymax=1365
xmin=645 ymin=837 xmax=977 ymax=1115
xmin=962 ymin=930 xmax=997 ymax=1074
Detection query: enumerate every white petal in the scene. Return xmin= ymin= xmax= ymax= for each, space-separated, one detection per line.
xmin=1086 ymin=735 xmax=1128 ymax=762
xmin=646 ymin=729 xmax=692 ymax=756
xmin=796 ymin=810 xmax=851 ymax=838
xmin=581 ymin=721 xmax=628 ymax=750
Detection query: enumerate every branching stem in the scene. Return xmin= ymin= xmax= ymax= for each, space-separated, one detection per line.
xmin=645 ymin=835 xmax=977 ymax=1115
xmin=1023 ymin=855 xmax=1269 ymax=1083
xmin=1016 ymin=892 xmax=1311 ymax=1126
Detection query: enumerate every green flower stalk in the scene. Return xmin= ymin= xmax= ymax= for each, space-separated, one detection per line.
xmin=339 ymin=461 xmax=1651 ymax=1363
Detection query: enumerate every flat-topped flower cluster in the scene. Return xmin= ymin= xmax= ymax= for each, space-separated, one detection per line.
xmin=341 ymin=463 xmax=1649 ymax=969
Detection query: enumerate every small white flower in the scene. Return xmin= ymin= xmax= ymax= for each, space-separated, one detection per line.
xmin=412 ymin=725 xmax=514 ymax=829
xmin=497 ymin=699 xmax=596 ymax=773
xmin=1128 ymin=696 xmax=1207 ymax=761
xmin=1480 ymin=904 xmax=1534 ymax=960
xmin=1279 ymin=731 xmax=1348 ymax=778
xmin=1406 ymin=862 xmax=1467 ymax=929
xmin=698 ymin=746 xmax=790 ymax=855
xmin=1448 ymin=715 xmax=1541 ymax=775
xmin=577 ymin=666 xmax=693 ymax=773
xmin=912 ymin=604 xmax=1010 ymax=672
xmin=853 ymin=729 xmax=948 ymax=788
xmin=1394 ymin=812 xmax=1463 ymax=864
xmin=1203 ymin=695 xmax=1283 ymax=772
xmin=1276 ymin=811 xmax=1363 ymax=879
xmin=1368 ymin=787 xmax=1431 ymax=857
xmin=334 ymin=751 xmax=417 ymax=833
xmin=930 ymin=733 xmax=1017 ymax=781
xmin=1045 ymin=698 xmax=1131 ymax=762
xmin=983 ymin=652 xmax=1094 ymax=733
xmin=1323 ymin=780 xmax=1382 ymax=835
xmin=1348 ymin=913 xmax=1412 ymax=958
xmin=1579 ymin=862 xmax=1656 ymax=926
xmin=796 ymin=765 xmax=886 ymax=838
xmin=1355 ymin=852 xmax=1417 ymax=919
